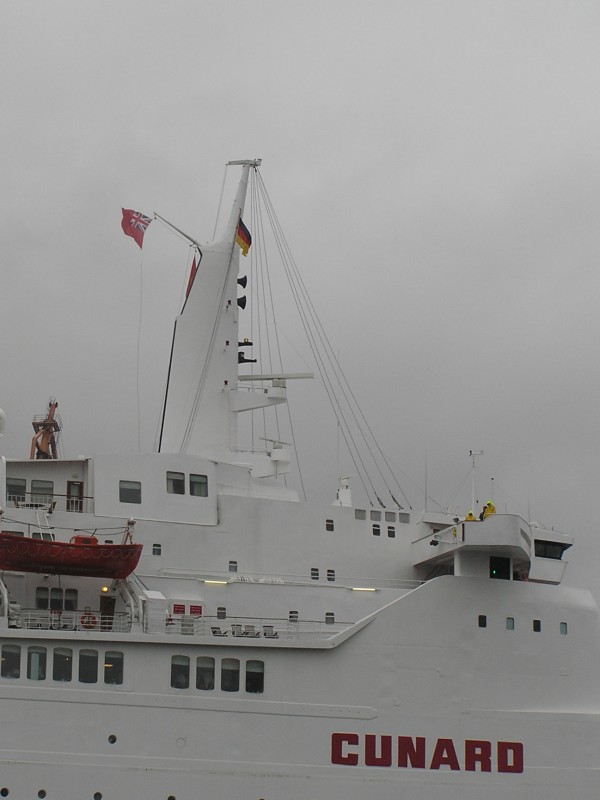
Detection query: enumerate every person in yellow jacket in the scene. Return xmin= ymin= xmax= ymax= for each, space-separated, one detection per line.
xmin=480 ymin=500 xmax=496 ymax=520
xmin=464 ymin=510 xmax=476 ymax=521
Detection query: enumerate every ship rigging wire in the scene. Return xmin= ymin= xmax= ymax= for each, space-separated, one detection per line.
xmin=252 ymin=170 xmax=411 ymax=510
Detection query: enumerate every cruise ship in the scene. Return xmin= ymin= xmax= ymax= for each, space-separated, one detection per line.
xmin=0 ymin=159 xmax=598 ymax=799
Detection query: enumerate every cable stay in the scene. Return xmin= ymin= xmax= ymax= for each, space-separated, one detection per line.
xmin=238 ymin=169 xmax=412 ymax=509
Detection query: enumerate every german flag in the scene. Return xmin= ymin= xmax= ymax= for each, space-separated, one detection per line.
xmin=235 ymin=217 xmax=252 ymax=256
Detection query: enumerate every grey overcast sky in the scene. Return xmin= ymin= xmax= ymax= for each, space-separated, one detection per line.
xmin=1 ymin=2 xmax=600 ymax=594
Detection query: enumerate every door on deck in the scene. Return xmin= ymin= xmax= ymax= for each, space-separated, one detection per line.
xmin=66 ymin=481 xmax=83 ymax=512
xmin=100 ymin=594 xmax=116 ymax=631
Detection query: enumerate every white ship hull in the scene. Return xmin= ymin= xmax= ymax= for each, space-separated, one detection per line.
xmin=0 ymin=161 xmax=598 ymax=798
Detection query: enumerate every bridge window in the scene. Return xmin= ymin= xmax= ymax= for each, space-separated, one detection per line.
xmin=171 ymin=655 xmax=190 ymax=689
xmin=534 ymin=540 xmax=570 ymax=560
xmin=221 ymin=658 xmax=240 ymax=692
xmin=398 ymin=512 xmax=410 ymax=523
xmin=119 ymin=480 xmax=141 ymax=504
xmin=1 ymin=644 xmax=21 ymax=678
xmin=196 ymin=656 xmax=215 ymax=690
xmin=53 ymin=648 xmax=73 ymax=682
xmin=189 ymin=474 xmax=208 ymax=497
xmin=166 ymin=471 xmax=185 ymax=495
xmin=79 ymin=649 xmax=98 ymax=683
xmin=370 ymin=511 xmax=381 ymax=521
xmin=27 ymin=646 xmax=47 ymax=681
xmin=354 ymin=509 xmax=366 ymax=520
xmin=385 ymin=512 xmax=396 ymax=522
xmin=105 ymin=651 xmax=124 ymax=685
xmin=245 ymin=660 xmax=264 ymax=693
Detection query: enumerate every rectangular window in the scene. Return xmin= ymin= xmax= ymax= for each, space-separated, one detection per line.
xmin=171 ymin=655 xmax=190 ymax=688
xmin=325 ymin=519 xmax=334 ymax=531
xmin=560 ymin=622 xmax=568 ymax=635
xmin=119 ymin=480 xmax=141 ymax=504
xmin=27 ymin=646 xmax=47 ymax=680
xmin=506 ymin=617 xmax=515 ymax=630
xmin=325 ymin=612 xmax=335 ymax=625
xmin=196 ymin=656 xmax=215 ymax=690
xmin=1 ymin=644 xmax=20 ymax=678
xmin=372 ymin=524 xmax=381 ymax=536
xmin=105 ymin=651 xmax=124 ymax=685
xmin=189 ymin=474 xmax=208 ymax=497
xmin=245 ymin=660 xmax=264 ymax=694
xmin=217 ymin=607 xmax=226 ymax=620
xmin=289 ymin=610 xmax=299 ymax=623
xmin=31 ymin=480 xmax=54 ymax=505
xmin=167 ymin=471 xmax=185 ymax=495
xmin=36 ymin=587 xmax=49 ymax=610
xmin=310 ymin=568 xmax=319 ymax=580
xmin=326 ymin=569 xmax=335 ymax=582
xmin=79 ymin=649 xmax=98 ymax=683
xmin=533 ymin=619 xmax=541 ymax=633
xmin=228 ymin=560 xmax=238 ymax=572
xmin=221 ymin=658 xmax=240 ymax=692
xmin=152 ymin=543 xmax=162 ymax=556
xmin=50 ymin=588 xmax=63 ymax=611
xmin=53 ymin=648 xmax=73 ymax=682
xmin=478 ymin=615 xmax=487 ymax=628
xmin=354 ymin=509 xmax=366 ymax=520
xmin=6 ymin=477 xmax=26 ymax=503
xmin=387 ymin=526 xmax=396 ymax=538
xmin=64 ymin=589 xmax=78 ymax=611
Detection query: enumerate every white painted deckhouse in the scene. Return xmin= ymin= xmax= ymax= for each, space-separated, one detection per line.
xmin=0 ymin=160 xmax=598 ymax=799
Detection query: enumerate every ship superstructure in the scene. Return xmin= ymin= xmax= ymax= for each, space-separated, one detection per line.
xmin=0 ymin=161 xmax=598 ymax=799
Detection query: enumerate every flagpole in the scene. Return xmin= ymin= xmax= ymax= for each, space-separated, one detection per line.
xmin=136 ymin=259 xmax=143 ymax=453
xmin=154 ymin=213 xmax=204 ymax=252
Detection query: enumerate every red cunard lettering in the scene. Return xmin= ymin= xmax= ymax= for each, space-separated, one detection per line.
xmin=365 ymin=735 xmax=392 ymax=767
xmin=398 ymin=736 xmax=426 ymax=769
xmin=498 ymin=741 xmax=524 ymax=774
xmin=430 ymin=738 xmax=460 ymax=771
xmin=331 ymin=733 xmax=524 ymax=774
xmin=331 ymin=733 xmax=359 ymax=765
xmin=465 ymin=740 xmax=492 ymax=772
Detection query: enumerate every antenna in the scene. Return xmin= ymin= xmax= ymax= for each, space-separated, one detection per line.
xmin=469 ymin=450 xmax=483 ymax=513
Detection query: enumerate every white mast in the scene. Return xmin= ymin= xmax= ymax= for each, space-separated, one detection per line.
xmin=158 ymin=160 xmax=259 ymax=458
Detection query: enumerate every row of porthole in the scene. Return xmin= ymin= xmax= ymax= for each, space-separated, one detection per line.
xmin=478 ymin=615 xmax=568 ymax=634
